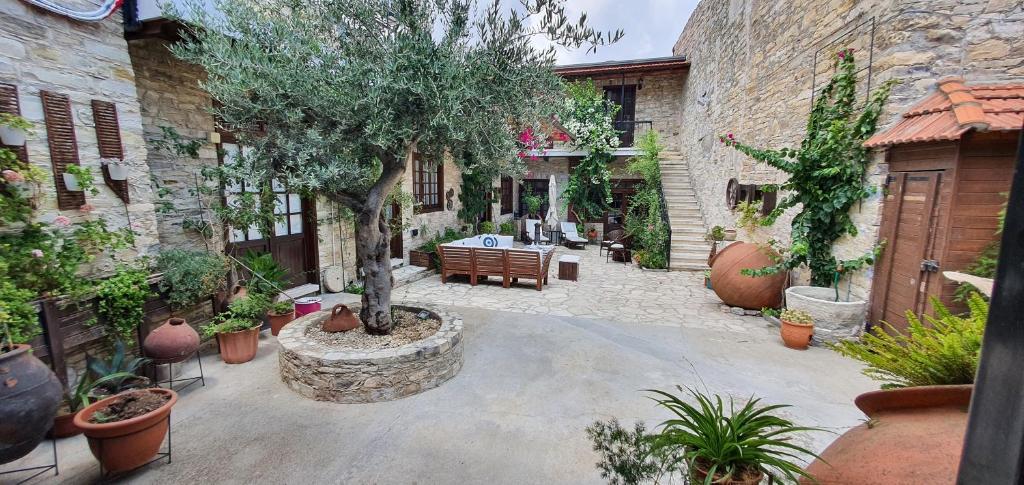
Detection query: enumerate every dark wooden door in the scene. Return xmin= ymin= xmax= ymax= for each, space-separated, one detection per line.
xmin=870 ymin=171 xmax=944 ymax=332
xmin=385 ymin=201 xmax=402 ymax=259
xmin=604 ymin=179 xmax=640 ymax=234
xmin=604 ymin=85 xmax=637 ymax=146
xmin=222 ymin=142 xmax=317 ymax=288
xmin=519 ymin=179 xmax=550 ymax=217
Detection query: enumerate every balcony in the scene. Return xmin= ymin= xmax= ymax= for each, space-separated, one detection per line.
xmin=613 ymin=120 xmax=653 ymax=147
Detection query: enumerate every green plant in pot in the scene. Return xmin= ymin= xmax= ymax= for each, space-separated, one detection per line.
xmin=53 ymin=369 xmax=137 ymax=439
xmin=479 ymin=220 xmax=496 ymax=234
xmin=499 ymin=221 xmax=515 ymax=236
xmin=156 ymin=249 xmax=229 ymax=313
xmin=85 ymin=340 xmax=152 ymax=400
xmin=202 ymin=294 xmax=269 ymax=364
xmin=779 ymin=309 xmax=814 ymax=350
xmin=92 ymin=263 xmax=152 ymax=347
xmin=241 ymin=251 xmax=289 ymax=299
xmin=268 ymin=300 xmax=295 ymax=337
xmin=805 ymin=293 xmax=988 ymax=483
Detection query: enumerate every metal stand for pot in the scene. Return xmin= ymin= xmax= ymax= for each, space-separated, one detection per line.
xmin=151 ymin=351 xmax=206 ymax=393
xmin=0 ymin=435 xmax=59 ymax=484
xmin=96 ymin=414 xmax=171 ymax=481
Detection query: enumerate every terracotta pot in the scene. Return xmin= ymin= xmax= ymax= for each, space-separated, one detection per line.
xmin=268 ymin=310 xmax=295 ymax=336
xmin=227 ymin=284 xmax=248 ymax=303
xmin=52 ymin=411 xmax=82 ymax=438
xmin=0 ymin=344 xmax=63 ymax=465
xmin=216 ymin=326 xmax=260 ymax=364
xmin=780 ymin=319 xmax=814 ymax=350
xmin=74 ymin=388 xmax=177 ymax=475
xmin=691 ymin=458 xmax=764 ymax=485
xmin=709 ymin=242 xmax=787 ymax=310
xmin=143 ymin=317 xmax=200 ymax=364
xmin=323 ymin=304 xmax=359 ymax=333
xmin=801 ymin=385 xmax=972 ymax=484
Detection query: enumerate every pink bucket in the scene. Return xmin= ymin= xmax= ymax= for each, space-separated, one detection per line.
xmin=294 ymin=297 xmax=322 ymax=317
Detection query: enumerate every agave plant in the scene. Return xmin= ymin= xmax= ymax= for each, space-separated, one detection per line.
xmin=86 ymin=339 xmax=151 ymax=397
xmin=647 ymin=387 xmax=823 ymax=485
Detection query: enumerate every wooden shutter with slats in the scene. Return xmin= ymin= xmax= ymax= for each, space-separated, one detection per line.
xmin=0 ymin=83 xmax=29 ymax=164
xmin=40 ymin=90 xmax=86 ymax=210
xmin=91 ymin=100 xmax=129 ymax=203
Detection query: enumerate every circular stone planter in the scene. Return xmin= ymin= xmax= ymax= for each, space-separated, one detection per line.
xmin=278 ymin=304 xmax=463 ymax=403
xmin=785 ymin=286 xmax=867 ymax=343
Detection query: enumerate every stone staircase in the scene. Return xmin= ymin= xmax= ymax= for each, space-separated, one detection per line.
xmin=659 ymin=150 xmax=710 ymax=271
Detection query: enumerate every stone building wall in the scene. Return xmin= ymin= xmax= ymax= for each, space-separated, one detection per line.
xmin=0 ymin=4 xmax=159 ymax=265
xmin=315 ymin=198 xmax=359 ymax=289
xmin=128 ymin=37 xmax=222 ymax=253
xmin=672 ymin=0 xmax=1024 ymax=300
xmin=586 ymin=70 xmax=686 ymax=150
xmin=400 ymin=157 xmax=465 ymax=258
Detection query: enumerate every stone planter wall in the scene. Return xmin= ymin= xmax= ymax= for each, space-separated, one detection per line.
xmin=785 ymin=286 xmax=867 ymax=343
xmin=278 ymin=305 xmax=463 ymax=403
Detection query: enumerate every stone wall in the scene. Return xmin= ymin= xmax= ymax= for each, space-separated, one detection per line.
xmin=128 ymin=37 xmax=222 ymax=253
xmin=585 ymin=70 xmax=686 ymax=150
xmin=314 ymin=198 xmax=360 ymax=288
xmin=0 ymin=4 xmax=159 ymax=265
xmin=672 ymin=0 xmax=1024 ymax=300
xmin=400 ymin=156 xmax=465 ymax=259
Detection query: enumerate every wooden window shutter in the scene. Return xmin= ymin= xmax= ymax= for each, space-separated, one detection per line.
xmin=437 ymin=160 xmax=445 ymax=211
xmin=40 ymin=90 xmax=86 ymax=210
xmin=91 ymin=100 xmax=129 ymax=203
xmin=0 ymin=83 xmax=29 ymax=164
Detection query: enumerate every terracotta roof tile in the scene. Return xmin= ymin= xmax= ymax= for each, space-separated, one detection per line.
xmin=865 ymin=80 xmax=1024 ymax=147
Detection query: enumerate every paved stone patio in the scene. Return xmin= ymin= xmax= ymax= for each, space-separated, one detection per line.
xmin=394 ymin=244 xmax=769 ymax=335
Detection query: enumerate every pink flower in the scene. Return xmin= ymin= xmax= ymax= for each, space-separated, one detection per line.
xmin=727 ymin=133 xmax=734 ymax=139
xmin=79 ymin=203 xmax=94 ymax=212
xmin=30 ymin=249 xmax=44 ymax=258
xmin=517 ymin=151 xmax=526 ymax=159
xmin=2 ymin=169 xmax=24 ymax=183
xmin=54 ymin=215 xmax=71 ymax=227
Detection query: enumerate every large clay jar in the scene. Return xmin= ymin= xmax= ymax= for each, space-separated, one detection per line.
xmin=0 ymin=344 xmax=62 ymax=465
xmin=216 ymin=326 xmax=260 ymax=364
xmin=74 ymin=388 xmax=177 ymax=474
xmin=268 ymin=310 xmax=295 ymax=336
xmin=709 ymin=242 xmax=786 ymax=310
xmin=323 ymin=304 xmax=360 ymax=333
xmin=143 ymin=317 xmax=200 ymax=364
xmin=801 ymin=385 xmax=972 ymax=484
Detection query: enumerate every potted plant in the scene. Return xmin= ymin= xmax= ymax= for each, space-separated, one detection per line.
xmin=647 ymin=387 xmax=822 ymax=484
xmin=85 ymin=340 xmax=152 ymax=400
xmin=499 ymin=221 xmax=515 ymax=237
xmin=707 ymin=225 xmax=726 ymax=242
xmin=0 ymin=113 xmax=31 ymax=146
xmin=586 ymin=226 xmax=598 ymax=241
xmin=268 ymin=300 xmax=295 ymax=336
xmin=779 ymin=309 xmax=814 ymax=350
xmin=156 ymin=249 xmax=229 ymax=314
xmin=479 ymin=220 xmax=496 ymax=234
xmin=0 ymin=283 xmax=62 ymax=465
xmin=241 ymin=251 xmax=288 ymax=299
xmin=100 ymin=157 xmax=129 ymax=181
xmin=62 ymin=164 xmax=98 ymax=195
xmin=202 ymin=294 xmax=269 ymax=364
xmin=73 ymin=388 xmax=177 ymax=475
xmin=703 ymin=269 xmax=712 ymax=289
xmin=53 ymin=369 xmax=137 ymax=438
xmin=723 ymin=228 xmax=737 ymax=241
xmin=810 ymin=294 xmax=987 ymax=483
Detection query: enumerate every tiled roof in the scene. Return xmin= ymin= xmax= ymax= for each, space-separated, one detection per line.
xmin=864 ymin=77 xmax=1024 ymax=147
xmin=553 ymin=56 xmax=689 ymax=77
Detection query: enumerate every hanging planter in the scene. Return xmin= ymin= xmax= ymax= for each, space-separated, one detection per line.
xmin=104 ymin=160 xmax=129 ymax=181
xmin=0 ymin=125 xmax=26 ymax=146
xmin=62 ymin=172 xmax=82 ymax=192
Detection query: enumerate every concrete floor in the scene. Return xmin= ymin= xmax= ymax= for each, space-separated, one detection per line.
xmin=12 ymin=307 xmax=874 ymax=484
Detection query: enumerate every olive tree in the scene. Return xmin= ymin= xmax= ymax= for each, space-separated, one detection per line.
xmin=170 ymin=0 xmax=620 ymax=333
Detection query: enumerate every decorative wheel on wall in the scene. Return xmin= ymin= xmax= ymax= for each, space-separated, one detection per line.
xmin=726 ymin=178 xmax=740 ymax=209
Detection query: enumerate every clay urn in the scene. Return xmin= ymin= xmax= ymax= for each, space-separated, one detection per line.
xmin=801 ymin=385 xmax=972 ymax=484
xmin=74 ymin=388 xmax=177 ymax=474
xmin=709 ymin=242 xmax=787 ymax=310
xmin=323 ymin=304 xmax=360 ymax=333
xmin=0 ymin=344 xmax=63 ymax=465
xmin=143 ymin=317 xmax=200 ymax=364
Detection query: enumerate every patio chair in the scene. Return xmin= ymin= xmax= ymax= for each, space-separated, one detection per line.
xmin=606 ymin=233 xmax=633 ymax=264
xmin=522 ymin=219 xmax=549 ymax=245
xmin=507 ymin=249 xmax=549 ymax=291
xmin=473 ymin=247 xmax=509 ymax=288
xmin=600 ymin=229 xmax=624 ymax=256
xmin=559 ymin=222 xmax=588 ymax=249
xmin=437 ymin=245 xmax=475 ymax=285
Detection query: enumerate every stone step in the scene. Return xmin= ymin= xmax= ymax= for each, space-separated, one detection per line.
xmin=672 ymin=243 xmax=712 ymax=253
xmin=281 ymin=283 xmax=321 ymax=301
xmin=670 ymin=263 xmax=710 ymax=271
xmin=393 ymin=265 xmax=433 ymax=288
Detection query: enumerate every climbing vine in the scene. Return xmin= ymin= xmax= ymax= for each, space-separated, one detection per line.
xmin=560 ymin=80 xmax=620 ymax=221
xmin=721 ymin=50 xmax=896 ymax=287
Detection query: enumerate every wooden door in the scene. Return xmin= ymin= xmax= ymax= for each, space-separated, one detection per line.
xmin=385 ymin=201 xmax=402 ymax=259
xmin=604 ymin=179 xmax=640 ymax=234
xmin=518 ymin=179 xmax=550 ymax=218
xmin=870 ymin=171 xmax=944 ymax=332
xmin=604 ymin=85 xmax=637 ymax=146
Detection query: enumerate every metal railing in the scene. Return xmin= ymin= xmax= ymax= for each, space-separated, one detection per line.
xmin=614 ymin=120 xmax=653 ymax=147
xmin=657 ymin=180 xmax=672 ymax=270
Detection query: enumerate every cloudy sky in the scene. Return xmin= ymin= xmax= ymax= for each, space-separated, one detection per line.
xmin=525 ymin=0 xmax=701 ymax=65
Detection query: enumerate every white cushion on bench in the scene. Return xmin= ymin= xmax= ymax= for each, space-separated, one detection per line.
xmin=559 ymin=255 xmax=580 ymax=263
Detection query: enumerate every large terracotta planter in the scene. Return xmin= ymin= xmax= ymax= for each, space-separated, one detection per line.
xmin=143 ymin=317 xmax=200 ymax=364
xmin=74 ymin=388 xmax=177 ymax=475
xmin=0 ymin=344 xmax=62 ymax=465
xmin=709 ymin=242 xmax=787 ymax=310
xmin=780 ymin=319 xmax=814 ymax=350
xmin=216 ymin=326 xmax=260 ymax=364
xmin=802 ymin=385 xmax=972 ymax=484
xmin=268 ymin=310 xmax=295 ymax=336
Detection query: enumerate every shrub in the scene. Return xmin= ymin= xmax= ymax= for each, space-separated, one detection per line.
xmin=499 ymin=221 xmax=515 ymax=236
xmin=586 ymin=419 xmax=671 ymax=485
xmin=226 ymin=293 xmax=271 ymax=321
xmin=707 ymin=226 xmax=725 ymax=242
xmin=269 ymin=300 xmax=294 ymax=316
xmin=0 ymin=281 xmax=39 ymax=347
xmin=94 ymin=264 xmax=152 ymax=345
xmin=624 ymin=131 xmax=668 ymax=269
xmin=479 ymin=221 xmax=496 ymax=234
xmin=241 ymin=251 xmax=288 ymax=298
xmin=831 ymin=293 xmax=987 ymax=389
xmin=344 ymin=282 xmax=365 ymax=295
xmin=156 ymin=249 xmax=229 ymax=310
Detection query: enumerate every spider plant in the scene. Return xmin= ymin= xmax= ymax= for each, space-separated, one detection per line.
xmin=647 ymin=387 xmax=824 ymax=485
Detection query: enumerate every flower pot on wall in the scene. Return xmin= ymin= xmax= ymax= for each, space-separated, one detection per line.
xmin=74 ymin=388 xmax=177 ymax=475
xmin=709 ymin=242 xmax=787 ymax=310
xmin=105 ymin=162 xmax=129 ymax=181
xmin=801 ymin=385 xmax=972 ymax=484
xmin=143 ymin=317 xmax=201 ymax=364
xmin=0 ymin=126 xmax=27 ymax=146
xmin=62 ymin=172 xmax=82 ymax=192
xmin=216 ymin=326 xmax=260 ymax=364
xmin=785 ymin=286 xmax=867 ymax=342
xmin=0 ymin=345 xmax=63 ymax=465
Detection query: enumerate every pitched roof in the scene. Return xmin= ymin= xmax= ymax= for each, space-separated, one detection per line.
xmin=864 ymin=77 xmax=1024 ymax=147
xmin=553 ymin=56 xmax=689 ymax=77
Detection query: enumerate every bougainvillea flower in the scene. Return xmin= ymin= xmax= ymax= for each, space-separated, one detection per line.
xmin=54 ymin=215 xmax=71 ymax=227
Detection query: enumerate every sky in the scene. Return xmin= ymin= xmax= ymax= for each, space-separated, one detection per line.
xmin=524 ymin=0 xmax=701 ymax=65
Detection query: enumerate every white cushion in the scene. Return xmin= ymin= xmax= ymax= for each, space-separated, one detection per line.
xmin=559 ymin=255 xmax=580 ymax=263
xmin=565 ymin=235 xmax=587 ymax=242
xmin=610 ymin=243 xmax=624 ymax=249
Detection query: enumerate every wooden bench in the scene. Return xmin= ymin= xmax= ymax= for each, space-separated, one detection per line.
xmin=474 ymin=247 xmax=510 ymax=288
xmin=437 ymin=245 xmax=474 ymax=284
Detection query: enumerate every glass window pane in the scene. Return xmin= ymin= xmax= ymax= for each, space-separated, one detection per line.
xmin=272 ymin=178 xmax=285 ymax=192
xmin=289 ymin=214 xmax=303 ymax=234
xmin=230 ymin=227 xmax=245 ymax=242
xmin=248 ymin=225 xmax=262 ymax=240
xmin=274 ymin=194 xmax=287 ymax=215
xmin=288 ymin=194 xmax=301 ymax=213
xmin=275 ymin=216 xmax=288 ymax=236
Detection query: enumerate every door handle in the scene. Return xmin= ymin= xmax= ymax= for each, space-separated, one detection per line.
xmin=921 ymin=260 xmax=940 ymax=273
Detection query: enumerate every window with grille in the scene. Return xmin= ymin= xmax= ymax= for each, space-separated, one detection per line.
xmin=413 ymin=154 xmax=443 ymax=213
xmin=500 ymin=176 xmax=513 ymax=214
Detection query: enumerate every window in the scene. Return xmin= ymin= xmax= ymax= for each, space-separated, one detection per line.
xmin=413 ymin=154 xmax=443 ymax=213
xmin=500 ymin=176 xmax=513 ymax=214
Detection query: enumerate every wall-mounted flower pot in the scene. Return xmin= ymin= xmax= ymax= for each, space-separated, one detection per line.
xmin=74 ymin=388 xmax=177 ymax=475
xmin=105 ymin=162 xmax=129 ymax=181
xmin=0 ymin=126 xmax=26 ymax=146
xmin=62 ymin=172 xmax=82 ymax=192
xmin=0 ymin=345 xmax=63 ymax=465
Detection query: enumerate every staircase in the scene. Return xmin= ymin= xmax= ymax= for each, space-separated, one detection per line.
xmin=659 ymin=151 xmax=710 ymax=271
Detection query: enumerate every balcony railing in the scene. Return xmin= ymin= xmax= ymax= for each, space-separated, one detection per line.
xmin=614 ymin=120 xmax=653 ymax=147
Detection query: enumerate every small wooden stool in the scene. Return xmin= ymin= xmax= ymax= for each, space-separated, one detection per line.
xmin=558 ymin=255 xmax=580 ymax=281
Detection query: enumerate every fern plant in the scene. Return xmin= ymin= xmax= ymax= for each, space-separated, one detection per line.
xmin=832 ymin=293 xmax=987 ymax=388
